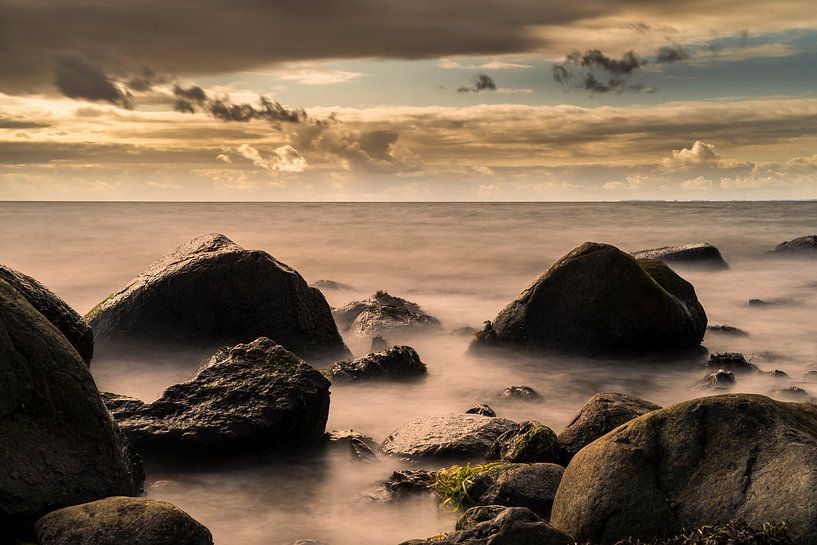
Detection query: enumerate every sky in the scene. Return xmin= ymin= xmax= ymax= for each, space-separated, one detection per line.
xmin=1 ymin=0 xmax=816 ymax=201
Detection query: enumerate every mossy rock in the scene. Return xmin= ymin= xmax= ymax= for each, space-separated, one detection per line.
xmin=487 ymin=421 xmax=560 ymax=463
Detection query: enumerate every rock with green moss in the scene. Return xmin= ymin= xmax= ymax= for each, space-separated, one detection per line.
xmin=399 ymin=505 xmax=573 ymax=545
xmin=101 ymin=337 xmax=330 ymax=457
xmin=86 ymin=233 xmax=349 ymax=361
xmin=557 ymin=392 xmax=661 ymax=463
xmin=0 ymin=279 xmax=142 ymax=538
xmin=434 ymin=462 xmax=565 ymax=520
xmin=34 ymin=497 xmax=212 ymax=545
xmin=326 ymin=345 xmax=427 ymax=382
xmin=632 ymin=243 xmax=729 ymax=269
xmin=474 ymin=242 xmax=707 ymax=354
xmin=0 ymin=264 xmax=94 ymax=364
xmin=550 ymin=394 xmax=817 ymax=545
xmin=486 ymin=421 xmax=560 ymax=464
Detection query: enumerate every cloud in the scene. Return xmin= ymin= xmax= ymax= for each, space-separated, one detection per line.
xmin=438 ymin=59 xmax=533 ymax=70
xmin=172 ymin=85 xmax=306 ymax=125
xmin=572 ymin=49 xmax=645 ymax=74
xmin=236 ymin=144 xmax=307 ymax=173
xmin=458 ymin=74 xmax=497 ymax=93
xmin=602 ymin=174 xmax=653 ymax=190
xmin=271 ymin=65 xmax=366 ymax=85
xmin=553 ymin=49 xmax=653 ymax=95
xmin=663 ymin=140 xmax=720 ymax=167
xmin=680 ymin=176 xmax=713 ymax=189
xmin=656 ymin=45 xmax=689 ymax=63
xmin=54 ymin=52 xmax=132 ymax=108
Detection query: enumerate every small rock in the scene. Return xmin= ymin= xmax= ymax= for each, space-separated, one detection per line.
xmin=486 ymin=421 xmax=560 ymax=464
xmin=465 ymin=404 xmax=497 ymax=417
xmin=707 ymin=324 xmax=748 ymax=337
xmin=696 ymin=369 xmax=736 ymax=390
xmin=772 ymin=386 xmax=811 ymax=400
xmin=382 ymin=414 xmax=518 ymax=460
xmin=326 ymin=345 xmax=426 ymax=382
xmin=34 ymin=497 xmax=212 ymax=545
xmin=502 ymin=385 xmax=540 ymax=400
xmin=747 ymin=298 xmax=775 ymax=308
xmin=452 ymin=325 xmax=478 ymax=337
xmin=311 ymin=279 xmax=354 ymax=291
xmin=370 ymin=334 xmax=390 ymax=352
xmin=333 ymin=291 xmax=441 ymax=339
xmin=325 ymin=429 xmax=379 ymax=461
xmin=771 ymin=235 xmax=817 ymax=255
xmin=769 ymin=370 xmax=790 ymax=379
xmin=706 ymin=352 xmax=759 ymax=373
xmin=371 ymin=470 xmax=437 ymax=502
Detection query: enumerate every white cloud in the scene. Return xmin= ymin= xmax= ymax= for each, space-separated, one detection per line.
xmin=236 ymin=144 xmax=307 ymax=173
xmin=663 ymin=140 xmax=719 ymax=168
xmin=680 ymin=176 xmax=713 ymax=189
xmin=602 ymin=174 xmax=652 ymax=190
xmin=271 ymin=64 xmax=366 ymax=85
xmin=438 ymin=58 xmax=534 ymax=70
xmin=496 ymin=88 xmax=534 ymax=94
xmin=216 ymin=153 xmax=232 ymax=163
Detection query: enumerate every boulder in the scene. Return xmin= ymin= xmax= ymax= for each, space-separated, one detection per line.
xmin=326 ymin=345 xmax=426 ymax=382
xmin=771 ymin=235 xmax=817 ymax=255
xmin=86 ymin=233 xmax=348 ymax=360
xmin=102 ymin=337 xmax=330 ymax=456
xmin=632 ymin=243 xmax=728 ymax=269
xmin=333 ymin=291 xmax=441 ymax=339
xmin=695 ymin=369 xmax=736 ymax=390
xmin=473 ymin=243 xmax=707 ymax=354
xmin=501 ymin=385 xmax=540 ymax=400
xmin=382 ymin=414 xmax=518 ymax=460
xmin=450 ymin=463 xmax=565 ymax=520
xmin=0 ymin=279 xmax=143 ymax=536
xmin=706 ymin=352 xmax=759 ymax=373
xmin=550 ymin=394 xmax=817 ymax=545
xmin=486 ymin=421 xmax=560 ymax=464
xmin=34 ymin=497 xmax=212 ymax=545
xmin=399 ymin=505 xmax=573 ymax=545
xmin=0 ymin=264 xmax=93 ymax=364
xmin=466 ymin=404 xmax=497 ymax=417
xmin=556 ymin=392 xmax=661 ymax=463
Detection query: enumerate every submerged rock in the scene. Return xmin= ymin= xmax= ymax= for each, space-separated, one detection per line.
xmin=474 ymin=242 xmax=707 ymax=355
xmin=557 ymin=392 xmax=661 ymax=463
xmin=0 ymin=279 xmax=143 ymax=536
xmin=772 ymin=386 xmax=811 ymax=401
xmin=103 ymin=337 xmax=330 ymax=456
xmin=706 ymin=324 xmax=748 ymax=337
xmin=550 ymin=394 xmax=817 ymax=545
xmin=35 ymin=497 xmax=212 ymax=545
xmin=326 ymin=345 xmax=426 ymax=382
xmin=706 ymin=352 xmax=759 ymax=373
xmin=452 ymin=325 xmax=478 ymax=337
xmin=0 ymin=264 xmax=93 ymax=364
xmin=465 ymin=404 xmax=497 ymax=417
xmin=311 ymin=279 xmax=354 ymax=291
xmin=771 ymin=235 xmax=817 ymax=255
xmin=399 ymin=505 xmax=573 ymax=545
xmin=632 ymin=242 xmax=728 ymax=269
xmin=370 ymin=334 xmax=391 ymax=352
xmin=486 ymin=421 xmax=560 ymax=464
xmin=695 ymin=369 xmax=736 ymax=390
xmin=501 ymin=385 xmax=540 ymax=400
xmin=325 ymin=429 xmax=379 ymax=462
xmin=769 ymin=369 xmax=790 ymax=379
xmin=372 ymin=470 xmax=437 ymax=502
xmin=382 ymin=414 xmax=518 ymax=460
xmin=333 ymin=291 xmax=441 ymax=339
xmin=87 ymin=233 xmax=348 ymax=360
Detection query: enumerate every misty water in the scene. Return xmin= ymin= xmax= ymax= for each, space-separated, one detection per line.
xmin=2 ymin=201 xmax=817 ymax=545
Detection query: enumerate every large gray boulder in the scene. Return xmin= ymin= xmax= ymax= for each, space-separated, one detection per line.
xmin=334 ymin=291 xmax=441 ymax=340
xmin=557 ymin=392 xmax=660 ymax=462
xmin=0 ymin=279 xmax=143 ymax=536
xmin=86 ymin=233 xmax=348 ymax=360
xmin=326 ymin=345 xmax=427 ymax=382
xmin=102 ymin=337 xmax=330 ymax=456
xmin=474 ymin=242 xmax=707 ymax=354
xmin=0 ymin=264 xmax=93 ymax=364
xmin=400 ymin=505 xmax=573 ymax=545
xmin=632 ymin=243 xmax=728 ymax=269
xmin=550 ymin=394 xmax=817 ymax=544
xmin=382 ymin=414 xmax=518 ymax=460
xmin=771 ymin=235 xmax=817 ymax=255
xmin=35 ymin=497 xmax=212 ymax=545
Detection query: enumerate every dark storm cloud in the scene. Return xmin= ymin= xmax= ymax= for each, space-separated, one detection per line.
xmin=457 ymin=74 xmax=497 ymax=93
xmin=54 ymin=52 xmax=133 ymax=108
xmin=553 ymin=49 xmax=650 ymax=95
xmin=570 ymin=49 xmax=645 ymax=74
xmin=0 ymin=0 xmax=735 ymax=95
xmin=656 ymin=45 xmax=689 ymax=63
xmin=171 ymin=85 xmax=306 ymax=124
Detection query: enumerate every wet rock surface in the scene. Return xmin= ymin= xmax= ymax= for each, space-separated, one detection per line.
xmin=371 ymin=470 xmax=437 ymax=502
xmin=34 ymin=497 xmax=213 ymax=545
xmin=550 ymin=394 xmax=817 ymax=545
xmin=486 ymin=421 xmax=560 ymax=464
xmin=0 ymin=279 xmax=143 ymax=536
xmin=464 ymin=463 xmax=565 ymax=520
xmin=501 ymin=385 xmax=540 ymax=400
xmin=311 ymin=279 xmax=354 ymax=291
xmin=706 ymin=324 xmax=748 ymax=336
xmin=87 ymin=233 xmax=348 ymax=360
xmin=556 ymin=392 xmax=661 ymax=463
xmin=771 ymin=235 xmax=817 ymax=255
xmin=695 ymin=369 xmax=736 ymax=390
xmin=333 ymin=291 xmax=441 ymax=339
xmin=382 ymin=413 xmax=518 ymax=460
xmin=632 ymin=242 xmax=729 ymax=269
xmin=474 ymin=242 xmax=707 ymax=355
xmin=399 ymin=505 xmax=573 ymax=545
xmin=0 ymin=263 xmax=94 ymax=364
xmin=102 ymin=337 xmax=331 ymax=457
xmin=326 ymin=345 xmax=427 ymax=382
xmin=466 ymin=404 xmax=497 ymax=417
xmin=706 ymin=352 xmax=759 ymax=373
